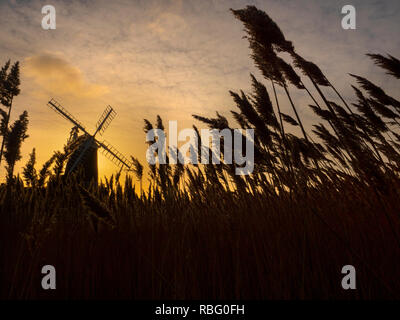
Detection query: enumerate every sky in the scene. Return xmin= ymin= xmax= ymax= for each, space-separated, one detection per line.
xmin=0 ymin=0 xmax=399 ymax=182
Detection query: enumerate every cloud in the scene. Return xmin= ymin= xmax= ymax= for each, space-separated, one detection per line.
xmin=22 ymin=52 xmax=109 ymax=99
xmin=147 ymin=12 xmax=188 ymax=39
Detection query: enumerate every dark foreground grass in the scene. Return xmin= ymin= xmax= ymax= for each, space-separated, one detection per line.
xmin=1 ymin=173 xmax=399 ymax=300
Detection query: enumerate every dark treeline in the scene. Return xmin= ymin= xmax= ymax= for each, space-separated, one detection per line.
xmin=0 ymin=6 xmax=400 ymax=299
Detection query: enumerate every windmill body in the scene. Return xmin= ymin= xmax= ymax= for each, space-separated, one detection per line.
xmin=47 ymin=99 xmax=132 ymax=184
xmin=65 ymin=136 xmax=99 ymax=184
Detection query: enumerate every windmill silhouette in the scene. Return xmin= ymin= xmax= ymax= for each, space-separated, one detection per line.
xmin=47 ymin=99 xmax=132 ymax=184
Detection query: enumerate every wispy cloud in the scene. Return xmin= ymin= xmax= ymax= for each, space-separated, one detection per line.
xmin=23 ymin=52 xmax=109 ymax=99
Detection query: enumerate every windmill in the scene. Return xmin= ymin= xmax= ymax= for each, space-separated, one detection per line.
xmin=47 ymin=98 xmax=132 ymax=184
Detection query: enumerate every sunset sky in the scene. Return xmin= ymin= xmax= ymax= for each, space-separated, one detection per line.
xmin=0 ymin=0 xmax=399 ymax=182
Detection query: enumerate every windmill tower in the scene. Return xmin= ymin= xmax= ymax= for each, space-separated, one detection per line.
xmin=47 ymin=99 xmax=132 ymax=184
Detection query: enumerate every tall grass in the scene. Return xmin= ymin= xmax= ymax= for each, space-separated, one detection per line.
xmin=1 ymin=170 xmax=399 ymax=299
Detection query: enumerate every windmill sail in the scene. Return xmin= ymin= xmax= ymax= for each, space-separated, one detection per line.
xmin=95 ymin=105 xmax=116 ymax=136
xmin=98 ymin=140 xmax=131 ymax=170
xmin=47 ymin=99 xmax=88 ymax=134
